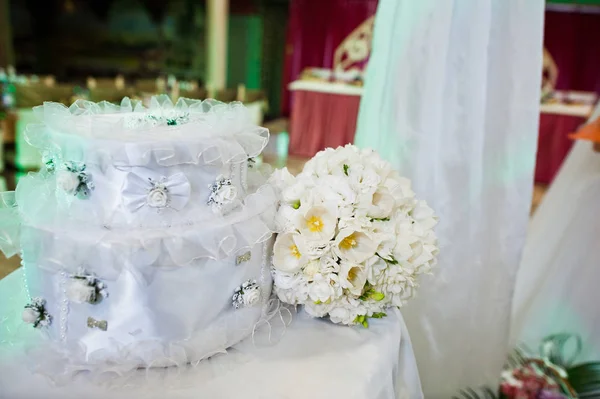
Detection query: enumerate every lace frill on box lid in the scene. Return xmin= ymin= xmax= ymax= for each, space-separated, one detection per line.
xmin=25 ymin=96 xmax=269 ymax=166
xmin=18 ymin=184 xmax=278 ymax=274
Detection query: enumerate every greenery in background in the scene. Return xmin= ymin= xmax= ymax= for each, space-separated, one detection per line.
xmin=454 ymin=334 xmax=600 ymax=399
xmin=10 ymin=0 xmax=206 ymax=81
xmin=546 ymin=0 xmax=600 ymax=4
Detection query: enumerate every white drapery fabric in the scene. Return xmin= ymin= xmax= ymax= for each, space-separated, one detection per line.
xmin=511 ymin=104 xmax=600 ymax=362
xmin=355 ymin=0 xmax=545 ymax=396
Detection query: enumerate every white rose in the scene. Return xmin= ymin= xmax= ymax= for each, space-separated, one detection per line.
xmin=22 ymin=307 xmax=40 ymax=324
xmin=147 ymin=188 xmax=169 ymax=208
xmin=269 ymin=167 xmax=295 ymax=192
xmin=302 ymin=260 xmax=320 ymax=281
xmin=273 ymin=271 xmax=308 ymax=304
xmin=348 ymin=164 xmax=381 ymax=195
xmin=328 ymin=305 xmax=354 ymax=325
xmin=411 ymin=200 xmax=438 ymax=230
xmin=384 ymin=174 xmax=415 ymax=201
xmin=276 ymin=287 xmax=307 ymax=305
xmin=314 ymin=176 xmax=356 ymax=207
xmin=327 ymin=298 xmax=364 ymax=325
xmin=56 ymin=170 xmax=80 ymax=194
xmin=339 ymin=261 xmax=368 ymax=296
xmin=273 ymin=232 xmax=308 ymax=273
xmin=273 ymin=270 xmax=302 ymax=290
xmin=308 ymin=273 xmax=338 ymax=303
xmin=243 ymin=286 xmax=261 ymax=307
xmin=304 ymin=301 xmax=332 ymax=318
xmin=275 ymin=204 xmax=298 ymax=233
xmin=376 ymin=233 xmax=397 ymax=261
xmin=367 ymin=188 xmax=395 ymax=219
xmin=67 ymin=279 xmax=96 ymax=304
xmin=302 ymin=148 xmax=334 ymax=177
xmin=282 ymin=181 xmax=306 ymax=204
xmin=319 ymin=254 xmax=341 ymax=274
xmin=367 ymin=256 xmax=388 ymax=286
xmin=323 ymin=146 xmax=361 ymax=176
xmin=302 ymin=242 xmax=331 ymax=261
xmin=360 ymin=148 xmax=392 ymax=179
xmin=214 ymin=184 xmax=237 ymax=204
xmin=393 ymin=236 xmax=415 ymax=261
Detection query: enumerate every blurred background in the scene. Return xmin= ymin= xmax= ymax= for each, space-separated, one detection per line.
xmin=0 ymin=0 xmax=599 ymax=278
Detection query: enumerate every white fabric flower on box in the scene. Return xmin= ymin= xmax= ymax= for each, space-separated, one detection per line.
xmin=22 ymin=307 xmax=40 ymax=324
xmin=232 ymin=280 xmax=261 ymax=309
xmin=56 ymin=161 xmax=95 ymax=199
xmin=273 ymin=232 xmax=307 ymax=273
xmin=243 ymin=286 xmax=261 ymax=307
xmin=212 ymin=183 xmax=237 ymax=205
xmin=207 ymin=175 xmax=238 ymax=214
xmin=56 ymin=170 xmax=80 ymax=194
xmin=333 ymin=229 xmax=378 ymax=264
xmin=22 ymin=297 xmax=51 ymax=328
xmin=123 ymin=170 xmax=191 ymax=213
xmin=67 ymin=279 xmax=97 ymax=304
xmin=147 ymin=186 xmax=169 ymax=208
xmin=66 ymin=270 xmax=109 ymax=304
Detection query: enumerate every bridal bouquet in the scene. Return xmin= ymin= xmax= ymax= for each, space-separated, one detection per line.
xmin=270 ymin=145 xmax=438 ymax=327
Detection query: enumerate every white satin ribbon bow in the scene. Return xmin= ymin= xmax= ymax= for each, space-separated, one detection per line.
xmin=122 ymin=170 xmax=191 ymax=212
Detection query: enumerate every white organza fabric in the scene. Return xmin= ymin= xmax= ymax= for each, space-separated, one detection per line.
xmin=26 ymin=96 xmax=269 ymax=166
xmin=0 ymin=96 xmax=279 ymax=379
xmin=511 ymin=104 xmax=600 ymax=362
xmin=355 ymin=0 xmax=544 ymax=396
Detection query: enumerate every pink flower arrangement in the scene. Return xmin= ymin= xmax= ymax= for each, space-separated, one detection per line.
xmin=500 ymin=361 xmax=566 ymax=399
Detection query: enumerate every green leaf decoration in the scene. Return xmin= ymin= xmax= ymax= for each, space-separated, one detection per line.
xmin=376 ymin=253 xmax=398 ymax=265
xmin=567 ymin=362 xmax=600 ymax=395
xmin=358 ymin=283 xmax=372 ymax=301
xmin=370 ymin=217 xmax=391 ymax=222
xmin=358 ymin=286 xmax=385 ymax=302
xmin=343 ymin=164 xmax=349 ymax=176
xmin=353 ymin=315 xmax=365 ymax=325
xmin=371 ymin=291 xmax=385 ymax=301
xmin=371 ymin=312 xmax=387 ymax=319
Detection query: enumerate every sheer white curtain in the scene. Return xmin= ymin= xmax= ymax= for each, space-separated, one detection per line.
xmin=511 ymin=104 xmax=600 ymax=362
xmin=355 ymin=0 xmax=544 ymax=396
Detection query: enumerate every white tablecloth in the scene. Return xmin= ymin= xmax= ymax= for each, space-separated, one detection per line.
xmin=0 ymin=269 xmax=423 ymax=399
xmin=539 ymin=102 xmax=595 ymax=117
xmin=289 ymin=80 xmax=363 ymax=96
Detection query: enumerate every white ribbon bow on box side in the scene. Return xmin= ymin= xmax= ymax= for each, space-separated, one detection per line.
xmin=122 ymin=170 xmax=191 ymax=213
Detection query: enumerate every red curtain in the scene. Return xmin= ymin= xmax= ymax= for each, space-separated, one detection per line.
xmin=281 ymin=0 xmax=378 ymax=116
xmin=544 ymin=9 xmax=600 ymax=94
